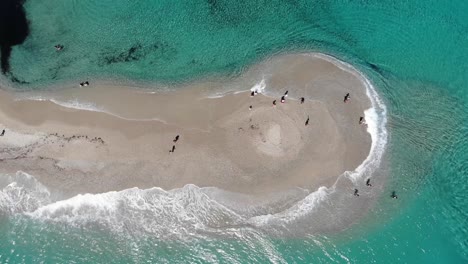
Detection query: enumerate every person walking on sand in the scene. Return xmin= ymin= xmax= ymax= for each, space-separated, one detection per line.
xmin=173 ymin=135 xmax=180 ymax=143
xmin=169 ymin=145 xmax=176 ymax=153
xmin=354 ymin=189 xmax=359 ymax=197
xmin=366 ymin=178 xmax=372 ymax=187
xmin=300 ymin=97 xmax=305 ymax=104
xmin=0 ymin=129 xmax=5 ymax=136
xmin=281 ymin=96 xmax=285 ymax=103
xmin=251 ymin=91 xmax=255 ymax=97
xmin=249 ymin=105 xmax=252 ymax=110
xmin=284 ymin=90 xmax=289 ymax=97
xmin=273 ymin=100 xmax=277 ymax=106
xmin=359 ymin=116 xmax=366 ymax=125
xmin=344 ymin=93 xmax=350 ymax=103
xmin=305 ymin=116 xmax=310 ymax=126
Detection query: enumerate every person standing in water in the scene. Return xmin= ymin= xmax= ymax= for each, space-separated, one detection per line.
xmin=391 ymin=191 xmax=398 ymax=199
xmin=354 ymin=189 xmax=359 ymax=196
xmin=366 ymin=178 xmax=372 ymax=187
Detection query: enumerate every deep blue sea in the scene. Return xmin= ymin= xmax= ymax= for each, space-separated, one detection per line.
xmin=0 ymin=0 xmax=467 ymax=263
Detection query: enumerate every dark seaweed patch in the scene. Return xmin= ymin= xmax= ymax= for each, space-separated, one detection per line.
xmin=9 ymin=75 xmax=28 ymax=84
xmin=103 ymin=44 xmax=145 ymax=64
xmin=98 ymin=41 xmax=171 ymax=66
xmin=0 ymin=0 xmax=29 ymax=74
xmin=368 ymin=62 xmax=386 ymax=75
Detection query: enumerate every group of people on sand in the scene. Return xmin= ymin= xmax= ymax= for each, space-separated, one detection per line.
xmin=251 ymin=89 xmax=310 ymax=126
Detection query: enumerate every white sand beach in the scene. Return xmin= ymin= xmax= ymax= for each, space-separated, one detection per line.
xmin=0 ymin=54 xmax=372 ymax=196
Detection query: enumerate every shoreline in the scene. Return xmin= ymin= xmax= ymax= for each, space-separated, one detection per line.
xmin=0 ymin=53 xmax=379 ymax=199
xmin=247 ymin=54 xmax=388 ymax=232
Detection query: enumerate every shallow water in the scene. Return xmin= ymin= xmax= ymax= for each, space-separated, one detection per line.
xmin=1 ymin=0 xmax=467 ymax=263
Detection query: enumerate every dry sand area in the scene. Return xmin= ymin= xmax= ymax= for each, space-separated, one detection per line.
xmin=0 ymin=54 xmax=372 ymax=196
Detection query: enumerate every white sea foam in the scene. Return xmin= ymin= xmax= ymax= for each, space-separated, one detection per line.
xmin=0 ymin=172 xmax=51 ymax=215
xmin=24 ymin=184 xmax=245 ymax=238
xmin=17 ymin=96 xmax=168 ymax=124
xmin=209 ymin=77 xmax=267 ymax=98
xmin=16 ymin=95 xmax=105 ymax=112
xmin=250 ymin=78 xmax=266 ymax=94
xmin=50 ymin=98 xmax=105 ymax=112
xmin=248 ymin=186 xmax=331 ymax=226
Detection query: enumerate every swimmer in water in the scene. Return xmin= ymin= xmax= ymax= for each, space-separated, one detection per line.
xmin=391 ymin=191 xmax=398 ymax=199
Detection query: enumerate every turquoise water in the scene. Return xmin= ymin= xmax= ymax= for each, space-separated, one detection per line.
xmin=1 ymin=0 xmax=468 ymax=263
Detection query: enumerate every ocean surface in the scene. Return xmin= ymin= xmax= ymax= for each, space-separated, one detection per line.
xmin=1 ymin=0 xmax=467 ymax=263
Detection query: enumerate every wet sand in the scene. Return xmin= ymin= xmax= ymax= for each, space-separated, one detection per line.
xmin=0 ymin=53 xmax=371 ymax=196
